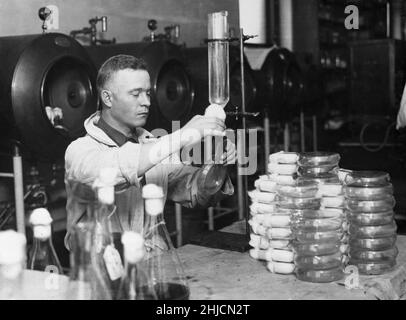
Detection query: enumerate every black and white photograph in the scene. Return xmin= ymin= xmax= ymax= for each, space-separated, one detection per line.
xmin=0 ymin=0 xmax=405 ymax=309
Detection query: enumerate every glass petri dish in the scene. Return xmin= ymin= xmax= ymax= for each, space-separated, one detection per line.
xmin=269 ymin=239 xmax=292 ymax=250
xmin=248 ymin=190 xmax=277 ymax=204
xmin=268 ymin=163 xmax=298 ymax=175
xmin=318 ymin=183 xmax=343 ymax=197
xmin=297 ymin=173 xmax=340 ymax=185
xmin=294 ymin=252 xmax=343 ymax=270
xmin=349 ymin=235 xmax=397 ymax=251
xmin=269 ymin=174 xmax=297 ymax=186
xmin=255 ymin=179 xmax=277 ymax=193
xmin=277 ymin=195 xmax=321 ymax=210
xmin=292 ymin=216 xmax=344 ymax=232
xmin=294 ymin=228 xmax=344 ymax=243
xmin=344 ymin=171 xmax=391 ymax=187
xmin=292 ymin=240 xmax=341 ymax=256
xmin=269 ymin=151 xmax=299 ymax=164
xmin=320 ymin=196 xmax=345 ymax=208
xmin=349 ymin=221 xmax=397 ymax=238
xmin=298 ymin=152 xmax=340 ymax=167
xmin=344 ymin=184 xmax=393 ymax=200
xmin=296 ymin=266 xmax=344 ymax=283
xmin=349 ymin=259 xmax=396 ymax=275
xmin=346 ymin=195 xmax=396 ymax=213
xmin=349 ymin=246 xmax=398 ymax=261
xmin=298 ymin=165 xmax=338 ymax=176
xmin=276 ymin=181 xmax=319 ymax=198
xmin=347 ymin=210 xmax=394 ymax=226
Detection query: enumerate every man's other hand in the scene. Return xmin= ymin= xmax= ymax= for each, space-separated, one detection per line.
xmin=180 ymin=115 xmax=225 ymax=147
xmin=220 ymin=138 xmax=236 ymax=165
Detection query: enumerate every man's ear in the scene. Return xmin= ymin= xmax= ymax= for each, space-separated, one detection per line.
xmin=100 ymin=89 xmax=113 ymax=108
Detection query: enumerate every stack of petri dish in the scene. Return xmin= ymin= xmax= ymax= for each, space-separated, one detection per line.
xmin=344 ymin=171 xmax=398 ymax=275
xmin=291 ymin=152 xmax=347 ymax=283
xmin=248 ymin=151 xmax=299 ymax=275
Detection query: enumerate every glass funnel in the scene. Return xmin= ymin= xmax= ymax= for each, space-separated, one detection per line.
xmin=202 ymin=11 xmax=230 ymax=194
xmin=208 ymin=10 xmax=229 ymax=107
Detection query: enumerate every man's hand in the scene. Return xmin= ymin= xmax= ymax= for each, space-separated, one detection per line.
xmin=220 ymin=138 xmax=237 ymax=165
xmin=180 ymin=115 xmax=226 ymax=147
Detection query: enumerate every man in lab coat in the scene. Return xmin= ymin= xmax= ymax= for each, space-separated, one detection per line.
xmin=64 ymin=54 xmax=235 ymax=249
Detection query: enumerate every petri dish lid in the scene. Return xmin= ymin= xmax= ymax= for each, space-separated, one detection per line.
xmin=298 ymin=172 xmax=340 ymax=183
xmin=277 ymin=180 xmax=319 ymax=198
xmin=344 ymin=184 xmax=393 ymax=200
xmin=344 ymin=171 xmax=391 ymax=187
xmin=298 ymin=152 xmax=340 ymax=166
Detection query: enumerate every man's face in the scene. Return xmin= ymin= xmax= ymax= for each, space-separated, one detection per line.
xmin=107 ymin=68 xmax=151 ymax=130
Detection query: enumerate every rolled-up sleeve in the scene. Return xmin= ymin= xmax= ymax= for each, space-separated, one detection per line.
xmin=166 ymin=163 xmax=234 ymax=208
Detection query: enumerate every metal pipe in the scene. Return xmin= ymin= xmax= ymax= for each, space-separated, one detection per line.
xmin=284 ymin=123 xmax=290 ymax=152
xmin=300 ymin=110 xmax=305 ymax=152
xmin=239 ymin=28 xmax=249 ymax=230
xmin=13 ymin=146 xmax=25 ymax=235
xmin=279 ymin=0 xmax=294 ymax=50
xmin=312 ymin=115 xmax=318 ymax=151
xmin=175 ymin=203 xmax=183 ymax=247
xmin=264 ymin=112 xmax=271 ymax=174
xmin=0 ymin=173 xmax=14 ymax=178
xmin=387 ymin=1 xmax=391 ymax=38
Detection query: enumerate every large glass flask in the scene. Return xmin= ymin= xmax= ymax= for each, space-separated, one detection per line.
xmin=116 ymin=231 xmax=157 ymax=300
xmin=0 ymin=230 xmax=26 ymax=300
xmin=27 ymin=208 xmax=63 ymax=274
xmin=202 ymin=11 xmax=230 ymax=194
xmin=142 ymin=184 xmax=190 ymax=300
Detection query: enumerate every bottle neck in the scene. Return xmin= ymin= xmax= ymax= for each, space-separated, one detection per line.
xmin=32 ymin=224 xmax=52 ymax=240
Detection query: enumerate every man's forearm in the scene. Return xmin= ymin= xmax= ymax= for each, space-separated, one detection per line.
xmin=138 ymin=130 xmax=184 ymax=177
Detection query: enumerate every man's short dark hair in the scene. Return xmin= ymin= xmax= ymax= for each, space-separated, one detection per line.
xmin=96 ymin=54 xmax=148 ymax=93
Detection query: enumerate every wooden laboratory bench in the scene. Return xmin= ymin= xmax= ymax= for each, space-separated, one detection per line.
xmin=4 ymin=234 xmax=406 ymax=300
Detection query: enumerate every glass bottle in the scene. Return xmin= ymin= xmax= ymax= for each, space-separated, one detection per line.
xmin=67 ymin=221 xmax=112 ymax=300
xmin=27 ymin=208 xmax=63 ymax=275
xmin=116 ymin=231 xmax=157 ymax=300
xmin=66 ymin=181 xmax=112 ymax=300
xmin=142 ymin=184 xmax=190 ymax=300
xmin=201 ymin=10 xmax=230 ymax=194
xmin=93 ymin=168 xmax=124 ymax=298
xmin=0 ymin=230 xmax=27 ymax=300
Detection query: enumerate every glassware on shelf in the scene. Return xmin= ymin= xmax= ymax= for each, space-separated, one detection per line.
xmin=27 ymin=208 xmax=63 ymax=275
xmin=142 ymin=184 xmax=190 ymax=300
xmin=0 ymin=230 xmax=26 ymax=300
xmin=116 ymin=231 xmax=157 ymax=300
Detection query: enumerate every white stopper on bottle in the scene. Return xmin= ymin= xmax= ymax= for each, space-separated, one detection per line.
xmin=142 ymin=184 xmax=164 ymax=216
xmin=95 ymin=167 xmax=118 ymax=205
xmin=0 ymin=230 xmax=26 ymax=265
xmin=121 ymin=231 xmax=145 ymax=264
xmin=204 ymin=104 xmax=226 ymax=120
xmin=30 ymin=208 xmax=53 ymax=240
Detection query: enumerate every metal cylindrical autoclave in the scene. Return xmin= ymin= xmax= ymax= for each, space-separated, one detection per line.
xmin=0 ymin=33 xmax=98 ymax=160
